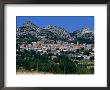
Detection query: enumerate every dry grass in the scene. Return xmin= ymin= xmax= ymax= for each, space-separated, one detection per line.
xmin=16 ymin=71 xmax=53 ymax=75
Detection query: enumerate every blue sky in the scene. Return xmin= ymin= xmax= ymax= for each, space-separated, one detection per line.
xmin=16 ymin=16 xmax=94 ymax=32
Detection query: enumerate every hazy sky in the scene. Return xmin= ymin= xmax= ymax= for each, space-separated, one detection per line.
xmin=16 ymin=16 xmax=94 ymax=32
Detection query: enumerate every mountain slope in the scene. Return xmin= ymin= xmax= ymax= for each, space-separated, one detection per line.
xmin=16 ymin=21 xmax=94 ymax=44
xmin=70 ymin=27 xmax=94 ymax=44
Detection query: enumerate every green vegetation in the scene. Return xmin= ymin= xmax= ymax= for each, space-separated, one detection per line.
xmin=16 ymin=33 xmax=38 ymax=44
xmin=16 ymin=49 xmax=94 ymax=74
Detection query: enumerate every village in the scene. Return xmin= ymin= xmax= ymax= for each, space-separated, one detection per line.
xmin=18 ymin=41 xmax=94 ymax=61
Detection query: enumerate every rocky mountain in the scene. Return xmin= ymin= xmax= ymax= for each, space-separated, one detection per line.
xmin=44 ymin=25 xmax=72 ymax=41
xmin=16 ymin=21 xmax=41 ymax=36
xmin=16 ymin=21 xmax=94 ymax=44
xmin=70 ymin=27 xmax=94 ymax=44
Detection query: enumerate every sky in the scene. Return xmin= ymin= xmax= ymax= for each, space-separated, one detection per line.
xmin=16 ymin=16 xmax=94 ymax=32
